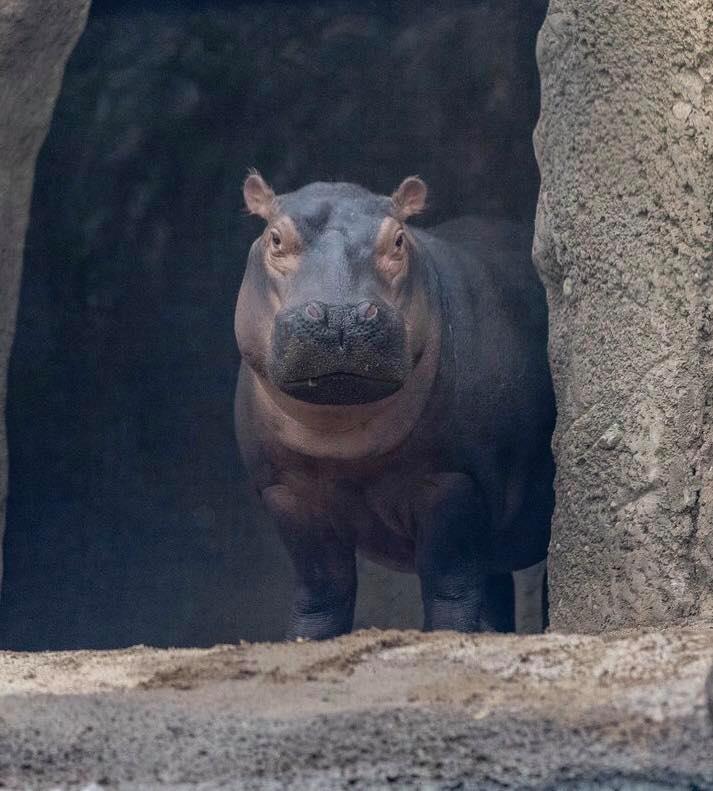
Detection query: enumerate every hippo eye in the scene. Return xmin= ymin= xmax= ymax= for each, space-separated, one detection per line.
xmin=270 ymin=230 xmax=282 ymax=249
xmin=394 ymin=230 xmax=405 ymax=251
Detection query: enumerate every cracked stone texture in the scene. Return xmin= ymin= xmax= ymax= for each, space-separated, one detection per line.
xmin=1 ymin=626 xmax=712 ymax=789
xmin=0 ymin=0 xmax=90 ymax=595
xmin=533 ymin=1 xmax=713 ymax=630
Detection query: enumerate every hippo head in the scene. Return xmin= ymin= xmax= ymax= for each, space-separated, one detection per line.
xmin=236 ymin=174 xmax=432 ymax=407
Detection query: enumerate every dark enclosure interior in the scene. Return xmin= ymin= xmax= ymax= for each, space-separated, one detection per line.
xmin=1 ymin=0 xmax=546 ymax=649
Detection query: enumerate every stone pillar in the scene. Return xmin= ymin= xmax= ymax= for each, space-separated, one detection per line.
xmin=533 ymin=1 xmax=713 ymax=631
xmin=0 ymin=1 xmax=90 ymax=595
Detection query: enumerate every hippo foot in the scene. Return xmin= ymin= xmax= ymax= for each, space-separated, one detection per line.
xmin=421 ymin=571 xmax=515 ymax=634
xmin=423 ymin=592 xmax=482 ymax=633
xmin=285 ymin=593 xmax=356 ymax=641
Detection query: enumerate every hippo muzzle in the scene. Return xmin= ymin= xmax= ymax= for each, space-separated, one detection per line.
xmin=269 ymin=298 xmax=408 ymax=405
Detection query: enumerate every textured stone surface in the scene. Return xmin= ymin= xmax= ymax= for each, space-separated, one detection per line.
xmin=0 ymin=1 xmax=90 ymax=596
xmin=1 ymin=626 xmax=712 ymax=788
xmin=534 ymin=1 xmax=713 ymax=630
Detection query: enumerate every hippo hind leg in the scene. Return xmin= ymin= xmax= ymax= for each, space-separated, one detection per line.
xmin=480 ymin=572 xmax=515 ymax=632
xmin=415 ymin=473 xmax=492 ymax=633
xmin=513 ymin=559 xmax=547 ymax=634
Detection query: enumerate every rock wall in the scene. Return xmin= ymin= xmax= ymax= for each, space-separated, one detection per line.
xmin=534 ymin=1 xmax=713 ymax=631
xmin=0 ymin=1 xmax=90 ymax=597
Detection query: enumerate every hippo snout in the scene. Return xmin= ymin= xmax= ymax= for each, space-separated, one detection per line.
xmin=269 ymin=299 xmax=408 ymax=405
xmin=302 ymin=300 xmax=379 ymax=329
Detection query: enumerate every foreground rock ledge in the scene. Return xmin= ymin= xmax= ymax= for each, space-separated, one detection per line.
xmin=1 ymin=627 xmax=712 ymax=789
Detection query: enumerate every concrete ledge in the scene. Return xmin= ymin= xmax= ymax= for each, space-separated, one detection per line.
xmin=2 ymin=626 xmax=713 ymax=789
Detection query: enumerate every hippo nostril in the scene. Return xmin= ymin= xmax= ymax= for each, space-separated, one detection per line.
xmin=304 ymin=302 xmax=325 ymax=322
xmin=357 ymin=301 xmax=379 ymax=322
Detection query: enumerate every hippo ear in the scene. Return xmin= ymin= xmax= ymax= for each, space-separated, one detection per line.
xmin=391 ymin=176 xmax=427 ymax=220
xmin=243 ymin=170 xmax=277 ymax=220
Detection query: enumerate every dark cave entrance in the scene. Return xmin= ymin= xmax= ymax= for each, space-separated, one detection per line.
xmin=1 ymin=0 xmax=546 ymax=649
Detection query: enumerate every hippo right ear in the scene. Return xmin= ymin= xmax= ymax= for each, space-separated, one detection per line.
xmin=391 ymin=176 xmax=427 ymax=220
xmin=243 ymin=170 xmax=277 ymax=221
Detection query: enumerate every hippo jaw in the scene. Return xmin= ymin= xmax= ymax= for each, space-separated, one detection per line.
xmin=279 ymin=371 xmax=404 ymax=405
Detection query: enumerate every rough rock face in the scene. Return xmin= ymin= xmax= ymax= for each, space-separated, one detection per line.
xmin=1 ymin=626 xmax=712 ymax=788
xmin=534 ymin=1 xmax=713 ymax=631
xmin=0 ymin=1 xmax=90 ymax=596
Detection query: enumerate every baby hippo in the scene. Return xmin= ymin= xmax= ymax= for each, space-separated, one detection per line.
xmin=235 ymin=173 xmax=555 ymax=639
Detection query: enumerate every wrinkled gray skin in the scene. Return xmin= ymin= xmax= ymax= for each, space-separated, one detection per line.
xmin=235 ymin=175 xmax=555 ymax=639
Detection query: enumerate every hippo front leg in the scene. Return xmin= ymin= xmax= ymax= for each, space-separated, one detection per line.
xmin=262 ymin=485 xmax=356 ymax=641
xmin=416 ymin=473 xmax=486 ymax=632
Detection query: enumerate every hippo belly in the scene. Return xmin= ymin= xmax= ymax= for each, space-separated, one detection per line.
xmin=354 ymin=475 xmax=424 ymax=573
xmin=265 ymin=471 xmax=431 ymax=575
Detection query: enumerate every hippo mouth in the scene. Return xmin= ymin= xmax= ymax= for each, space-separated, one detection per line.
xmin=281 ymin=372 xmax=403 ymax=405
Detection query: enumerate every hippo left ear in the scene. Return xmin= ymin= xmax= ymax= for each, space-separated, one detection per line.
xmin=391 ymin=176 xmax=427 ymax=220
xmin=243 ymin=170 xmax=277 ymax=221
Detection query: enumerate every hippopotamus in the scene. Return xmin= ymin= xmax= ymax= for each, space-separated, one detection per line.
xmin=234 ymin=173 xmax=555 ymax=640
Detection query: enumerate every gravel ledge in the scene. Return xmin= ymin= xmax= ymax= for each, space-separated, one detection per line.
xmin=1 ymin=625 xmax=712 ymax=789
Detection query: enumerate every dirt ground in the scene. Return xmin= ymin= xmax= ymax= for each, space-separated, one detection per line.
xmin=1 ymin=625 xmax=713 ymax=789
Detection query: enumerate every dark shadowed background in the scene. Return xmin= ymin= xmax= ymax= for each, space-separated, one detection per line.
xmin=0 ymin=0 xmax=546 ymax=649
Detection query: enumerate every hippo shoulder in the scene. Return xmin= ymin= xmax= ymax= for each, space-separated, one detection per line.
xmin=421 ymin=215 xmax=547 ymax=335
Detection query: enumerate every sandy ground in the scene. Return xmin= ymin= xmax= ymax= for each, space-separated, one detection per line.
xmin=1 ymin=625 xmax=713 ymax=789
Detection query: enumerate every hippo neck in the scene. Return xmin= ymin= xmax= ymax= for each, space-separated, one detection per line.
xmin=251 ymin=250 xmax=443 ymax=461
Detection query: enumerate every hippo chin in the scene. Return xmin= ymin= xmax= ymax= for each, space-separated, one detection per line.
xmin=234 ymin=172 xmax=555 ymax=640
